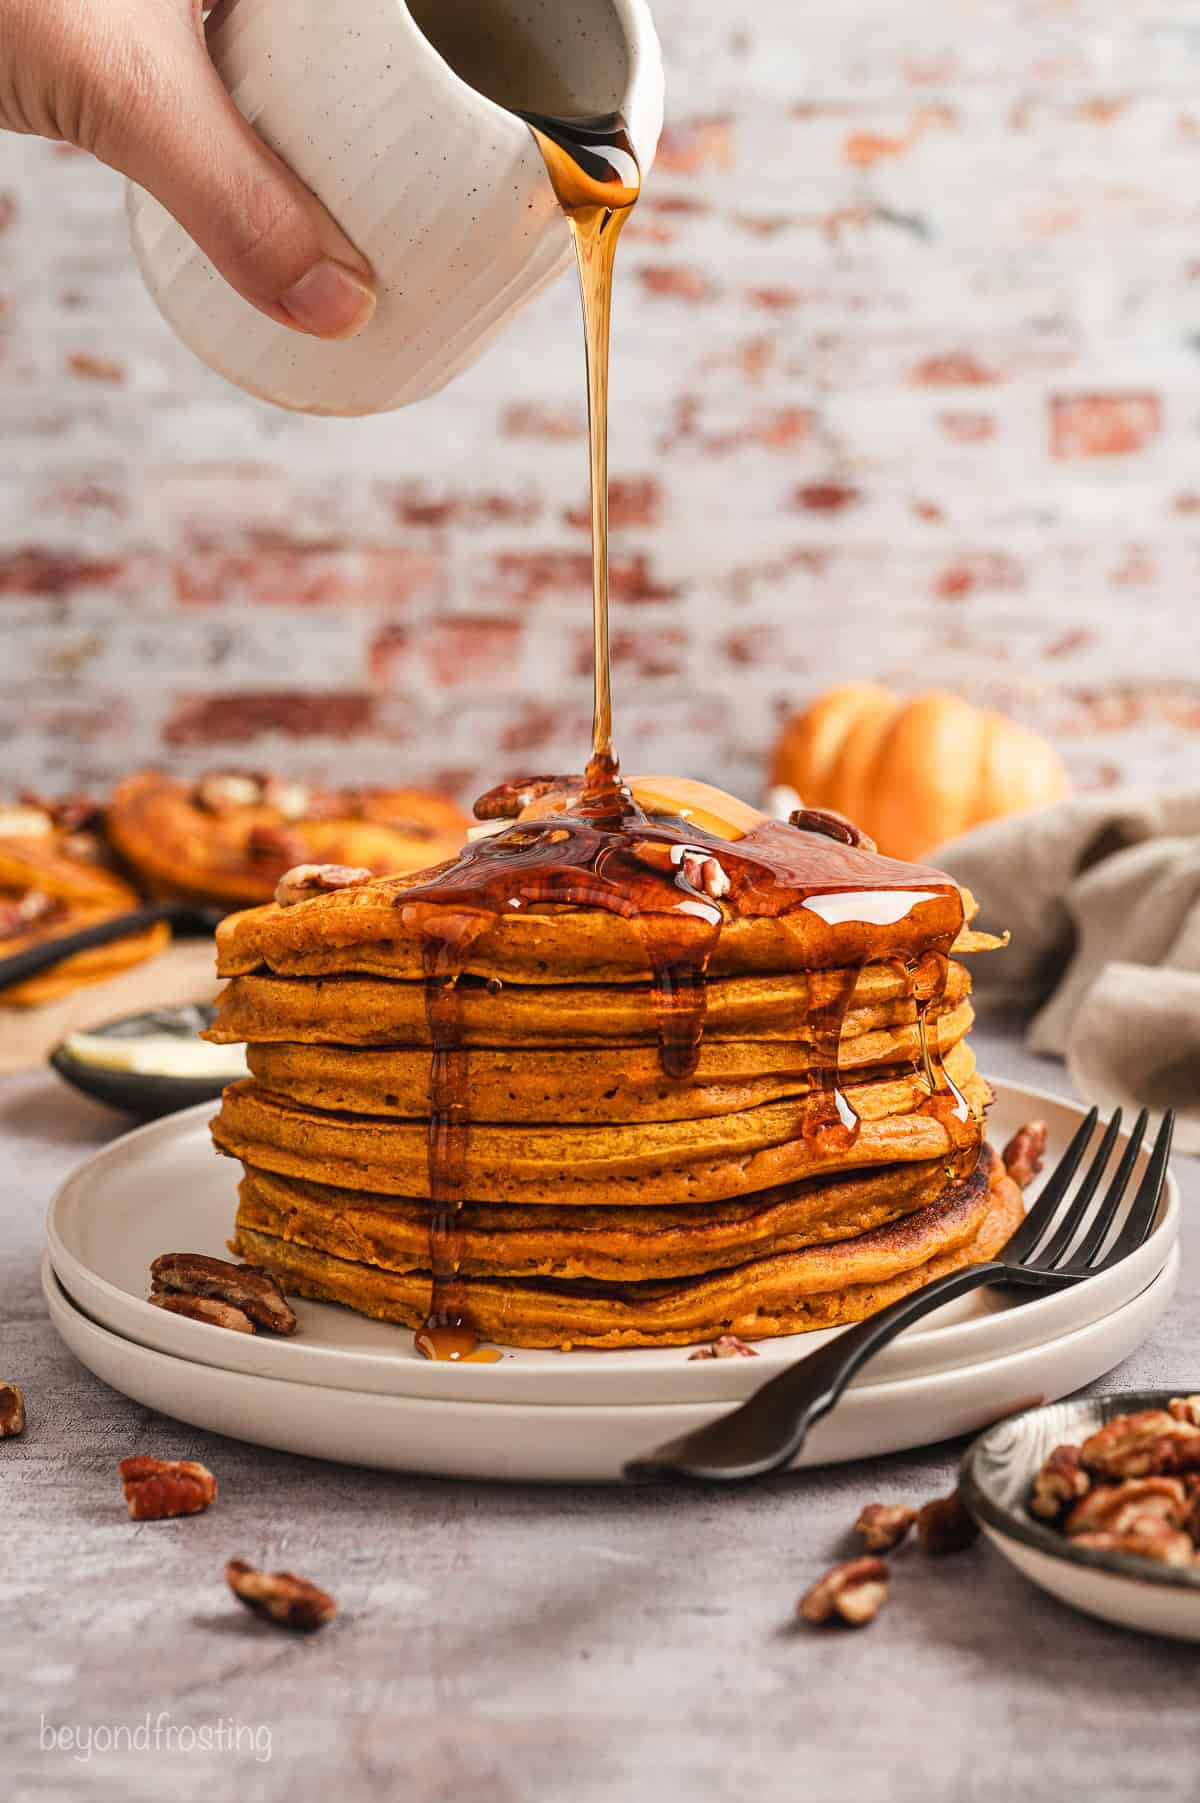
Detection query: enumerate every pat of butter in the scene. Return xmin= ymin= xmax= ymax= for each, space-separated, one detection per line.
xmin=630 ymin=777 xmax=766 ymax=841
xmin=63 ymin=1033 xmax=248 ymax=1080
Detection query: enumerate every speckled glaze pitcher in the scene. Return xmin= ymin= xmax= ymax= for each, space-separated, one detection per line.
xmin=127 ymin=0 xmax=663 ymax=416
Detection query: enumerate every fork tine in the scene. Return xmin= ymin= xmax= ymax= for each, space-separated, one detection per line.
xmin=1002 ymin=1105 xmax=1098 ymax=1264
xmin=1094 ymin=1111 xmax=1174 ymax=1271
xmin=1070 ymin=1108 xmax=1149 ymax=1267
xmin=1035 ymin=1109 xmax=1122 ymax=1268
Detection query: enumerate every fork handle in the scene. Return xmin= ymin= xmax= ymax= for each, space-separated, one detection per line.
xmin=637 ymin=1260 xmax=1009 ymax=1481
xmin=0 ymin=904 xmax=181 ymax=991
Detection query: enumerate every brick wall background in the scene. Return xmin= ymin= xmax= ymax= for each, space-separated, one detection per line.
xmin=1 ymin=0 xmax=1198 ymax=808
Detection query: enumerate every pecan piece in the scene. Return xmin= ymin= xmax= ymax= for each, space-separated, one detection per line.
xmin=789 ymin=806 xmax=877 ymax=854
xmin=1028 ymin=1443 xmax=1091 ymax=1521
xmin=150 ymin=1253 xmax=297 ymax=1335
xmin=274 ymin=863 xmax=372 ymax=907
xmin=148 ymin=1293 xmax=256 ymax=1335
xmin=226 ymin=1560 xmax=336 ymax=1632
xmin=855 ymin=1502 xmax=916 ymax=1553
xmin=798 ymin=1557 xmax=889 ymax=1627
xmin=0 ymin=1382 xmax=26 ymax=1438
xmin=1065 ymin=1475 xmax=1186 ymax=1538
xmin=1169 ymin=1395 xmax=1200 ymax=1428
xmin=680 ymin=851 xmax=731 ymax=900
xmin=1001 ymin=1120 xmax=1048 ymax=1190
xmin=473 ymin=775 xmax=582 ymax=821
xmin=687 ymin=1334 xmax=759 ymax=1360
xmin=119 ymin=1457 xmax=217 ymax=1520
xmin=1072 ymin=1522 xmax=1195 ymax=1567
xmin=916 ymin=1490 xmax=979 ymax=1556
xmin=1080 ymin=1410 xmax=1200 ymax=1478
xmin=246 ymin=824 xmax=306 ymax=868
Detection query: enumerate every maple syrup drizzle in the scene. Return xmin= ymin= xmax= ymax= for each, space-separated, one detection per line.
xmin=404 ymin=109 xmax=970 ymax=1361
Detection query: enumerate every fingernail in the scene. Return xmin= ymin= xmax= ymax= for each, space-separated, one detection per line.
xmin=280 ymin=260 xmax=376 ymax=339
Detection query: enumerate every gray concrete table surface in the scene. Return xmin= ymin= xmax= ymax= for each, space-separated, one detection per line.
xmin=3 ymin=1013 xmax=1199 ymax=1803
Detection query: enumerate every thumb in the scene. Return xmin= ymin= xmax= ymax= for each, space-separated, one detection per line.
xmin=106 ymin=31 xmax=376 ymax=340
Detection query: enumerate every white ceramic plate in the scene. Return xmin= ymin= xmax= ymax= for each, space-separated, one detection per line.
xmin=45 ymin=1250 xmax=1180 ymax=1482
xmin=962 ymin=1392 xmax=1200 ymax=1642
xmin=46 ymin=1080 xmax=1178 ymax=1406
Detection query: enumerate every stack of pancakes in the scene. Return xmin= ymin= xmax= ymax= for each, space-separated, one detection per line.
xmin=207 ymin=783 xmax=1021 ymax=1351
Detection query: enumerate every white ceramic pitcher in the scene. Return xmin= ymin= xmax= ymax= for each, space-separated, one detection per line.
xmin=128 ymin=0 xmax=664 ymax=416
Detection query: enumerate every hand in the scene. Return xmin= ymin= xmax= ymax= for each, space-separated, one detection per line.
xmin=0 ymin=0 xmax=376 ymax=338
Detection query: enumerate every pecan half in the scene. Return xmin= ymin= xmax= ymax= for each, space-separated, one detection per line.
xmin=1001 ymin=1121 xmax=1048 ymax=1190
xmin=1065 ymin=1476 xmax=1186 ymax=1538
xmin=687 ymin=1334 xmax=759 ymax=1360
xmin=855 ymin=1502 xmax=917 ymax=1553
xmin=798 ymin=1557 xmax=889 ymax=1627
xmin=680 ymin=851 xmax=731 ymax=901
xmin=150 ymin=1253 xmax=297 ymax=1335
xmin=789 ymin=806 xmax=877 ymax=853
xmin=1028 ymin=1443 xmax=1090 ymax=1521
xmin=1080 ymin=1410 xmax=1200 ymax=1479
xmin=916 ymin=1490 xmax=979 ymax=1556
xmin=226 ymin=1560 xmax=336 ymax=1632
xmin=1072 ymin=1522 xmax=1195 ymax=1567
xmin=473 ymin=775 xmax=582 ymax=821
xmin=274 ymin=863 xmax=372 ymax=907
xmin=148 ymin=1293 xmax=257 ymax=1335
xmin=119 ymin=1457 xmax=217 ymax=1520
xmin=247 ymin=824 xmax=306 ymax=869
xmin=0 ymin=1382 xmax=26 ymax=1438
xmin=1169 ymin=1395 xmax=1200 ymax=1428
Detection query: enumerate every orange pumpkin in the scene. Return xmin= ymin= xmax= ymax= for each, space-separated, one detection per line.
xmin=769 ymin=684 xmax=1069 ymax=863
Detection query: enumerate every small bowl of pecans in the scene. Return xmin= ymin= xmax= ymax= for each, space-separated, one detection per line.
xmin=960 ymin=1390 xmax=1200 ymax=1642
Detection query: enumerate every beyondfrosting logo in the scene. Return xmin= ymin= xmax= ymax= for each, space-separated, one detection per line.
xmin=39 ymin=1712 xmax=272 ymax=1764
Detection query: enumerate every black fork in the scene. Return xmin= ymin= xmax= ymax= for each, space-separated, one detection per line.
xmin=625 ymin=1108 xmax=1174 ymax=1484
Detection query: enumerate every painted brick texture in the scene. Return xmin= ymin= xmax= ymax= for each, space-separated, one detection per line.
xmin=0 ymin=0 xmax=1198 ymax=805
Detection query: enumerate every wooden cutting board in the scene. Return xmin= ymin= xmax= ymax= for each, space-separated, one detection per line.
xmin=0 ymin=940 xmax=220 ymax=1076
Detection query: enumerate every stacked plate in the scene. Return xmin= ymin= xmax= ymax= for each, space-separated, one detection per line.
xmin=45 ymin=1080 xmax=1180 ymax=1483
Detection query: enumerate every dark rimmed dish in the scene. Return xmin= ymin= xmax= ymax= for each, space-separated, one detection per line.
xmin=49 ymin=1004 xmax=242 ymax=1119
xmin=961 ymin=1389 xmax=1200 ymax=1640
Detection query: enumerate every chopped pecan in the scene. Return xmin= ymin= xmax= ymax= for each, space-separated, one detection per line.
xmin=1028 ymin=1443 xmax=1091 ymax=1521
xmin=274 ymin=863 xmax=372 ymax=908
xmin=194 ymin=772 xmax=264 ymax=814
xmin=798 ymin=1557 xmax=889 ymax=1627
xmin=473 ymin=775 xmax=582 ymax=821
xmin=119 ymin=1456 xmax=217 ymax=1520
xmin=680 ymin=851 xmax=731 ymax=900
xmin=1065 ymin=1476 xmax=1186 ymax=1538
xmin=687 ymin=1334 xmax=759 ymax=1360
xmin=148 ymin=1292 xmax=257 ymax=1335
xmin=1001 ymin=1120 xmax=1048 ymax=1190
xmin=150 ymin=1253 xmax=297 ymax=1335
xmin=789 ymin=806 xmax=877 ymax=853
xmin=1169 ymin=1395 xmax=1200 ymax=1428
xmin=0 ymin=1382 xmax=26 ymax=1437
xmin=916 ymin=1490 xmax=979 ymax=1556
xmin=1080 ymin=1410 xmax=1200 ymax=1478
xmin=1072 ymin=1521 xmax=1195 ymax=1567
xmin=226 ymin=1560 xmax=336 ymax=1632
xmin=246 ymin=824 xmax=306 ymax=868
xmin=855 ymin=1502 xmax=917 ymax=1553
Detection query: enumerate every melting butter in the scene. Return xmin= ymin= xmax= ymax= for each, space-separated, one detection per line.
xmin=63 ymin=1033 xmax=249 ymax=1080
xmin=802 ymin=890 xmax=943 ymax=927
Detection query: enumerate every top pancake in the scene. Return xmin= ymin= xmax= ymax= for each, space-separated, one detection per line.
xmin=215 ymin=828 xmax=979 ymax=984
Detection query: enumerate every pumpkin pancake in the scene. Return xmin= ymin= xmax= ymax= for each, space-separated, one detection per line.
xmin=0 ymin=834 xmax=169 ymax=1006
xmin=244 ymin=998 xmax=973 ymax=1123
xmin=207 ymin=958 xmax=972 ymax=1048
xmin=230 ymin=1151 xmax=1023 ymax=1349
xmin=211 ymin=1045 xmax=986 ymax=1207
xmin=235 ymin=1153 xmax=976 ymax=1281
xmin=108 ymin=769 xmax=468 ymax=908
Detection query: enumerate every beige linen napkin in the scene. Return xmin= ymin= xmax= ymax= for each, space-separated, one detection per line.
xmin=936 ymin=793 xmax=1200 ymax=1153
